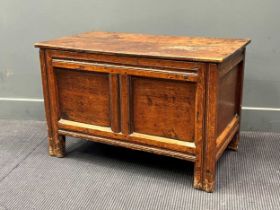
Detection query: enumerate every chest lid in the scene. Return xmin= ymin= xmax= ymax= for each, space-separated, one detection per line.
xmin=35 ymin=31 xmax=250 ymax=63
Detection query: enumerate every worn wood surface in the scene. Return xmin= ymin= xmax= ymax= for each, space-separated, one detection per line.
xmin=56 ymin=69 xmax=110 ymax=126
xmin=202 ymin=63 xmax=219 ymax=192
xmin=39 ymin=50 xmax=55 ymax=156
xmin=35 ymin=31 xmax=250 ymax=63
xmin=44 ymin=50 xmax=66 ymax=157
xmin=109 ymin=74 xmax=121 ymax=133
xmin=216 ymin=115 xmax=239 ymax=160
xmin=132 ymin=77 xmax=196 ymax=142
xmin=217 ymin=65 xmax=238 ymax=135
xmin=36 ymin=32 xmax=250 ymax=192
xmin=228 ymin=51 xmax=246 ymax=150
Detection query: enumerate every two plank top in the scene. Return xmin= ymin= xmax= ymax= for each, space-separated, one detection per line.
xmin=35 ymin=31 xmax=250 ymax=63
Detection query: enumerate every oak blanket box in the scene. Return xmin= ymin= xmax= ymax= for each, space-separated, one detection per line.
xmin=35 ymin=31 xmax=250 ymax=192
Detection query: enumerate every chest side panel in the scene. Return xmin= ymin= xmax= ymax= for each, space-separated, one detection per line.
xmin=217 ymin=66 xmax=238 ymax=134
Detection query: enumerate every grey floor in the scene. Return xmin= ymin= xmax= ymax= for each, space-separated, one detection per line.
xmin=0 ymin=120 xmax=279 ymax=210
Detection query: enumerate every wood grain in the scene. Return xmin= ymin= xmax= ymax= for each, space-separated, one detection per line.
xmin=57 ymin=119 xmax=196 ymax=155
xmin=45 ymin=50 xmax=66 ymax=157
xmin=36 ymin=32 xmax=250 ymax=192
xmin=216 ymin=115 xmax=239 ymax=160
xmin=120 ymin=74 xmax=132 ymax=135
xmin=39 ymin=49 xmax=55 ymax=156
xmin=52 ymin=59 xmax=198 ymax=82
xmin=132 ymin=76 xmax=196 ymax=142
xmin=217 ymin=65 xmax=238 ymax=135
xmin=35 ymin=31 xmax=250 ymax=63
xmin=56 ymin=68 xmax=110 ymax=127
xmin=47 ymin=49 xmax=201 ymax=71
xmin=228 ymin=51 xmax=246 ymax=150
xmin=58 ymin=130 xmax=196 ymax=162
xmin=193 ymin=64 xmax=207 ymax=190
xmin=203 ymin=63 xmax=219 ymax=192
xmin=109 ymin=74 xmax=121 ymax=133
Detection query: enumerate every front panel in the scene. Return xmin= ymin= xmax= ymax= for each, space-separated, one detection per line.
xmin=56 ymin=68 xmax=110 ymax=127
xmin=46 ymin=50 xmax=204 ymax=155
xmin=132 ymin=76 xmax=196 ymax=142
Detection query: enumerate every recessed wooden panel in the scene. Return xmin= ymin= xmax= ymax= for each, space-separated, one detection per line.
xmin=132 ymin=77 xmax=196 ymax=142
xmin=217 ymin=66 xmax=238 ymax=134
xmin=55 ymin=68 xmax=110 ymax=126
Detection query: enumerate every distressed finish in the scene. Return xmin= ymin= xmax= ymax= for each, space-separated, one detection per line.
xmin=35 ymin=31 xmax=250 ymax=192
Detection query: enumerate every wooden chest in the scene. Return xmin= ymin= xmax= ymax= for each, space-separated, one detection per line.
xmin=35 ymin=31 xmax=250 ymax=192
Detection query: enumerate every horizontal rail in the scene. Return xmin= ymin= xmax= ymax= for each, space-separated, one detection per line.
xmin=58 ymin=129 xmax=196 ymax=162
xmin=52 ymin=59 xmax=198 ymax=82
xmin=58 ymin=119 xmax=196 ymax=155
xmin=216 ymin=115 xmax=239 ymax=160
